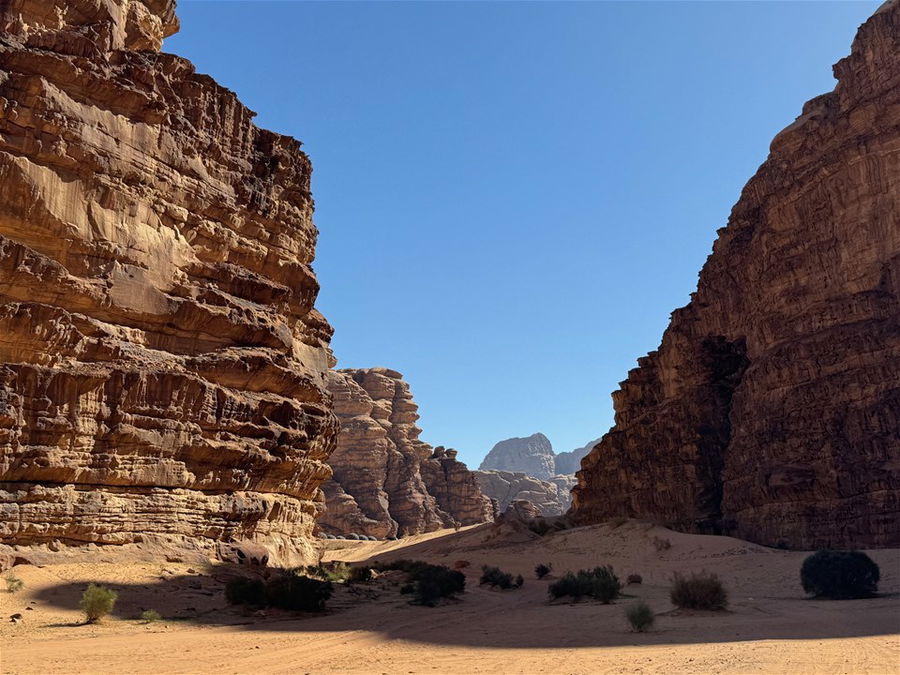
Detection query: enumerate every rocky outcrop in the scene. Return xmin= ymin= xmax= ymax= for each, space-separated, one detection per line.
xmin=572 ymin=2 xmax=900 ymax=549
xmin=475 ymin=470 xmax=574 ymax=516
xmin=479 ymin=433 xmax=556 ymax=480
xmin=0 ymin=0 xmax=338 ymax=565
xmin=554 ymin=438 xmax=602 ymax=475
xmin=320 ymin=369 xmax=492 ymax=538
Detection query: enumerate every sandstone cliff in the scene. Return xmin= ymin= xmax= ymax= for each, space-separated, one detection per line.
xmin=572 ymin=2 xmax=900 ymax=549
xmin=0 ymin=0 xmax=338 ymax=564
xmin=475 ymin=470 xmax=575 ymax=516
xmin=320 ymin=369 xmax=492 ymax=538
xmin=479 ymin=433 xmax=556 ymax=480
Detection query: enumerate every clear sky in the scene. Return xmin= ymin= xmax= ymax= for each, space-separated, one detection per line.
xmin=168 ymin=0 xmax=880 ymax=468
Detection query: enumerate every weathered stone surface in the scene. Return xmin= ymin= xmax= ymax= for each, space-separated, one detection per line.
xmin=554 ymin=438 xmax=601 ymax=475
xmin=320 ymin=369 xmax=492 ymax=538
xmin=474 ymin=470 xmax=574 ymax=516
xmin=479 ymin=433 xmax=556 ymax=480
xmin=572 ymin=2 xmax=900 ymax=549
xmin=0 ymin=0 xmax=338 ymax=565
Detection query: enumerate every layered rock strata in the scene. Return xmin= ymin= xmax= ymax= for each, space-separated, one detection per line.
xmin=475 ymin=470 xmax=575 ymax=516
xmin=0 ymin=0 xmax=338 ymax=564
xmin=321 ymin=368 xmax=492 ymax=538
xmin=572 ymin=2 xmax=900 ymax=549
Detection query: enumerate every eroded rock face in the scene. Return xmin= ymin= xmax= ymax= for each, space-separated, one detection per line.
xmin=474 ymin=470 xmax=574 ymax=516
xmin=0 ymin=0 xmax=338 ymax=564
xmin=479 ymin=433 xmax=556 ymax=480
xmin=554 ymin=438 xmax=601 ymax=476
xmin=572 ymin=2 xmax=900 ymax=549
xmin=320 ymin=368 xmax=492 ymax=538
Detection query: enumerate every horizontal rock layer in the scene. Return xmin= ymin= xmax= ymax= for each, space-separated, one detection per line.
xmin=571 ymin=2 xmax=900 ymax=549
xmin=0 ymin=0 xmax=337 ymax=564
xmin=320 ymin=368 xmax=492 ymax=538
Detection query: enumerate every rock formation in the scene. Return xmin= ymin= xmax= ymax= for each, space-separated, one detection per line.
xmin=320 ymin=368 xmax=492 ymax=538
xmin=474 ymin=470 xmax=574 ymax=516
xmin=554 ymin=438 xmax=602 ymax=475
xmin=479 ymin=433 xmax=556 ymax=480
xmin=572 ymin=2 xmax=900 ymax=549
xmin=0 ymin=0 xmax=338 ymax=565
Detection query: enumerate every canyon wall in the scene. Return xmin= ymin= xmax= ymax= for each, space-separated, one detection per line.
xmin=320 ymin=369 xmax=492 ymax=538
xmin=479 ymin=433 xmax=556 ymax=480
xmin=0 ymin=0 xmax=338 ymax=564
xmin=475 ymin=470 xmax=574 ymax=516
xmin=571 ymin=1 xmax=900 ymax=549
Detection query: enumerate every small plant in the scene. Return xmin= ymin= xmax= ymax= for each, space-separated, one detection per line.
xmin=627 ymin=574 xmax=643 ymax=585
xmin=80 ymin=584 xmax=118 ymax=623
xmin=514 ymin=574 xmax=524 ymax=588
xmin=400 ymin=583 xmax=415 ymax=595
xmin=653 ymin=536 xmax=672 ymax=552
xmin=625 ymin=600 xmax=655 ymax=632
xmin=548 ymin=566 xmax=621 ymax=603
xmin=800 ymin=550 xmax=880 ymax=599
xmin=480 ymin=565 xmax=514 ymax=589
xmin=5 ymin=574 xmax=24 ymax=593
xmin=225 ymin=576 xmax=267 ymax=606
xmin=140 ymin=609 xmax=162 ymax=623
xmin=265 ymin=571 xmax=333 ymax=612
xmin=347 ymin=565 xmax=375 ymax=584
xmin=670 ymin=571 xmax=728 ymax=610
xmin=535 ymin=563 xmax=552 ymax=579
xmin=377 ymin=560 xmax=465 ymax=606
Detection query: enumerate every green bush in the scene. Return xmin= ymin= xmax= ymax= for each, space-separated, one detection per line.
xmin=347 ymin=566 xmax=375 ymax=584
xmin=480 ymin=565 xmax=514 ymax=589
xmin=548 ymin=566 xmax=621 ymax=603
xmin=800 ymin=550 xmax=880 ymax=599
xmin=80 ymin=584 xmax=118 ymax=623
xmin=140 ymin=609 xmax=162 ymax=623
xmin=625 ymin=601 xmax=655 ymax=632
xmin=265 ymin=571 xmax=333 ymax=612
xmin=670 ymin=571 xmax=728 ymax=610
xmin=377 ymin=559 xmax=465 ymax=606
xmin=5 ymin=574 xmax=24 ymax=593
xmin=535 ymin=563 xmax=552 ymax=579
xmin=225 ymin=576 xmax=267 ymax=606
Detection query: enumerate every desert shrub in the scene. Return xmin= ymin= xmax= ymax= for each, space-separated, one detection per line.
xmin=347 ymin=565 xmax=375 ymax=584
xmin=669 ymin=571 xmax=728 ymax=610
xmin=548 ymin=566 xmax=621 ymax=603
xmin=535 ymin=563 xmax=552 ymax=579
xmin=653 ymin=536 xmax=672 ymax=552
xmin=625 ymin=601 xmax=655 ymax=632
xmin=265 ymin=571 xmax=333 ymax=612
xmin=514 ymin=574 xmax=524 ymax=588
xmin=140 ymin=609 xmax=162 ymax=623
xmin=400 ymin=583 xmax=415 ymax=595
xmin=225 ymin=576 xmax=267 ymax=606
xmin=627 ymin=574 xmax=643 ymax=585
xmin=5 ymin=574 xmax=24 ymax=593
xmin=800 ymin=550 xmax=880 ymax=599
xmin=378 ymin=560 xmax=465 ymax=606
xmin=480 ymin=565 xmax=514 ymax=589
xmin=80 ymin=584 xmax=118 ymax=623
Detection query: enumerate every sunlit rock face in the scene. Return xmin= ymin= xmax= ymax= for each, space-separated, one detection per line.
xmin=321 ymin=369 xmax=493 ymax=538
xmin=474 ymin=470 xmax=575 ymax=516
xmin=572 ymin=2 xmax=900 ymax=549
xmin=479 ymin=433 xmax=556 ymax=481
xmin=0 ymin=0 xmax=338 ymax=565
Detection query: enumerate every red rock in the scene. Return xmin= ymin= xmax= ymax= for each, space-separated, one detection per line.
xmin=571 ymin=2 xmax=900 ymax=549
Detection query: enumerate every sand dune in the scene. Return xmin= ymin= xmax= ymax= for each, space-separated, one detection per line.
xmin=2 ymin=522 xmax=898 ymax=674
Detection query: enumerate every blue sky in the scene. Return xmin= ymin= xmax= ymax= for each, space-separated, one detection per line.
xmin=169 ymin=1 xmax=879 ymax=468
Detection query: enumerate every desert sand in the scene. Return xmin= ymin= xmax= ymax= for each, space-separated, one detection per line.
xmin=2 ymin=522 xmax=898 ymax=674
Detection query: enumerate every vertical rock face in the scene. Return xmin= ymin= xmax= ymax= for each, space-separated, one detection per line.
xmin=321 ymin=368 xmax=492 ymax=538
xmin=572 ymin=2 xmax=900 ymax=549
xmin=0 ymin=0 xmax=338 ymax=564
xmin=554 ymin=438 xmax=602 ymax=476
xmin=479 ymin=433 xmax=556 ymax=480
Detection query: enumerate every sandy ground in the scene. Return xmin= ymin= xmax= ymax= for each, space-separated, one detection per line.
xmin=2 ymin=521 xmax=898 ymax=674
